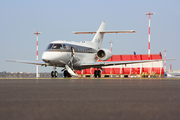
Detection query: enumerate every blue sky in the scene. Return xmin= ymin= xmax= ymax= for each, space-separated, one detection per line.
xmin=1 ymin=0 xmax=179 ymax=73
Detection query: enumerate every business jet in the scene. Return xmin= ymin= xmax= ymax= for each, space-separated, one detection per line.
xmin=6 ymin=22 xmax=174 ymax=78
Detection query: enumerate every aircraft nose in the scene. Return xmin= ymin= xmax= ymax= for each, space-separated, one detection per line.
xmin=42 ymin=52 xmax=50 ymax=63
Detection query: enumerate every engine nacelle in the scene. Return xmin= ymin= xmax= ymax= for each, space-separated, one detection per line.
xmin=96 ymin=48 xmax=112 ymax=61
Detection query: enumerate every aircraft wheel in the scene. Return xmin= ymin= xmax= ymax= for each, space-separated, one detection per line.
xmin=64 ymin=70 xmax=72 ymax=78
xmin=51 ymin=71 xmax=54 ymax=77
xmin=64 ymin=70 xmax=68 ymax=77
xmin=55 ymin=71 xmax=58 ymax=77
xmin=94 ymin=70 xmax=98 ymax=78
xmin=68 ymin=72 xmax=72 ymax=77
xmin=97 ymin=70 xmax=101 ymax=78
xmin=51 ymin=71 xmax=58 ymax=78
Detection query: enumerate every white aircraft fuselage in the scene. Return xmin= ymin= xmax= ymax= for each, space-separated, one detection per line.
xmin=42 ymin=40 xmax=98 ymax=70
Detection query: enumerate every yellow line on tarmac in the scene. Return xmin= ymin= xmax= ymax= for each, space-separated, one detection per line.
xmin=0 ymin=77 xmax=180 ymax=80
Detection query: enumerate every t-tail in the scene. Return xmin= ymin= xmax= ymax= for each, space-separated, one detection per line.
xmin=73 ymin=21 xmax=136 ymax=50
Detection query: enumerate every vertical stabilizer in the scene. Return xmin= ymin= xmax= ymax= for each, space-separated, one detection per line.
xmin=92 ymin=22 xmax=106 ymax=49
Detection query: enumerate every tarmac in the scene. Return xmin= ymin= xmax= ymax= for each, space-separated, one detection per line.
xmin=0 ymin=78 xmax=180 ymax=120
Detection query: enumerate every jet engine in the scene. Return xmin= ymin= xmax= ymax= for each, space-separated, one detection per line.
xmin=96 ymin=48 xmax=112 ymax=61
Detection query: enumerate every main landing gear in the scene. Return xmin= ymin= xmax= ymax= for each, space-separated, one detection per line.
xmin=94 ymin=70 xmax=101 ymax=78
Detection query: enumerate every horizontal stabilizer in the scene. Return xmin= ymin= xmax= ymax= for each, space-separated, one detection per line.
xmin=73 ymin=31 xmax=96 ymax=34
xmin=73 ymin=30 xmax=136 ymax=34
xmin=101 ymin=30 xmax=136 ymax=33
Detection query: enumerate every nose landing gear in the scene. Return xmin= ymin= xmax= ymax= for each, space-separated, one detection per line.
xmin=51 ymin=71 xmax=58 ymax=77
xmin=51 ymin=66 xmax=58 ymax=78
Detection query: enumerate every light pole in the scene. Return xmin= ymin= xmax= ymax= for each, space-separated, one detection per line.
xmin=164 ymin=50 xmax=167 ymax=72
xmin=34 ymin=31 xmax=42 ymax=78
xmin=109 ymin=41 xmax=113 ymax=75
xmin=109 ymin=41 xmax=113 ymax=52
xmin=145 ymin=11 xmax=155 ymax=58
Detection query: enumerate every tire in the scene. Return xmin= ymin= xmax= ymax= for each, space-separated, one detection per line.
xmin=55 ymin=71 xmax=58 ymax=77
xmin=64 ymin=70 xmax=68 ymax=77
xmin=94 ymin=70 xmax=97 ymax=78
xmin=68 ymin=72 xmax=72 ymax=77
xmin=51 ymin=71 xmax=54 ymax=77
xmin=97 ymin=70 xmax=101 ymax=78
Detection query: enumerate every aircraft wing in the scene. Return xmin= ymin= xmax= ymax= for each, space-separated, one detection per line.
xmin=6 ymin=59 xmax=46 ymax=66
xmin=80 ymin=59 xmax=175 ymax=68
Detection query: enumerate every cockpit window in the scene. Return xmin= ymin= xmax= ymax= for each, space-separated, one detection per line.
xmin=47 ymin=44 xmax=53 ymax=49
xmin=52 ymin=44 xmax=63 ymax=49
xmin=47 ymin=43 xmax=70 ymax=50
